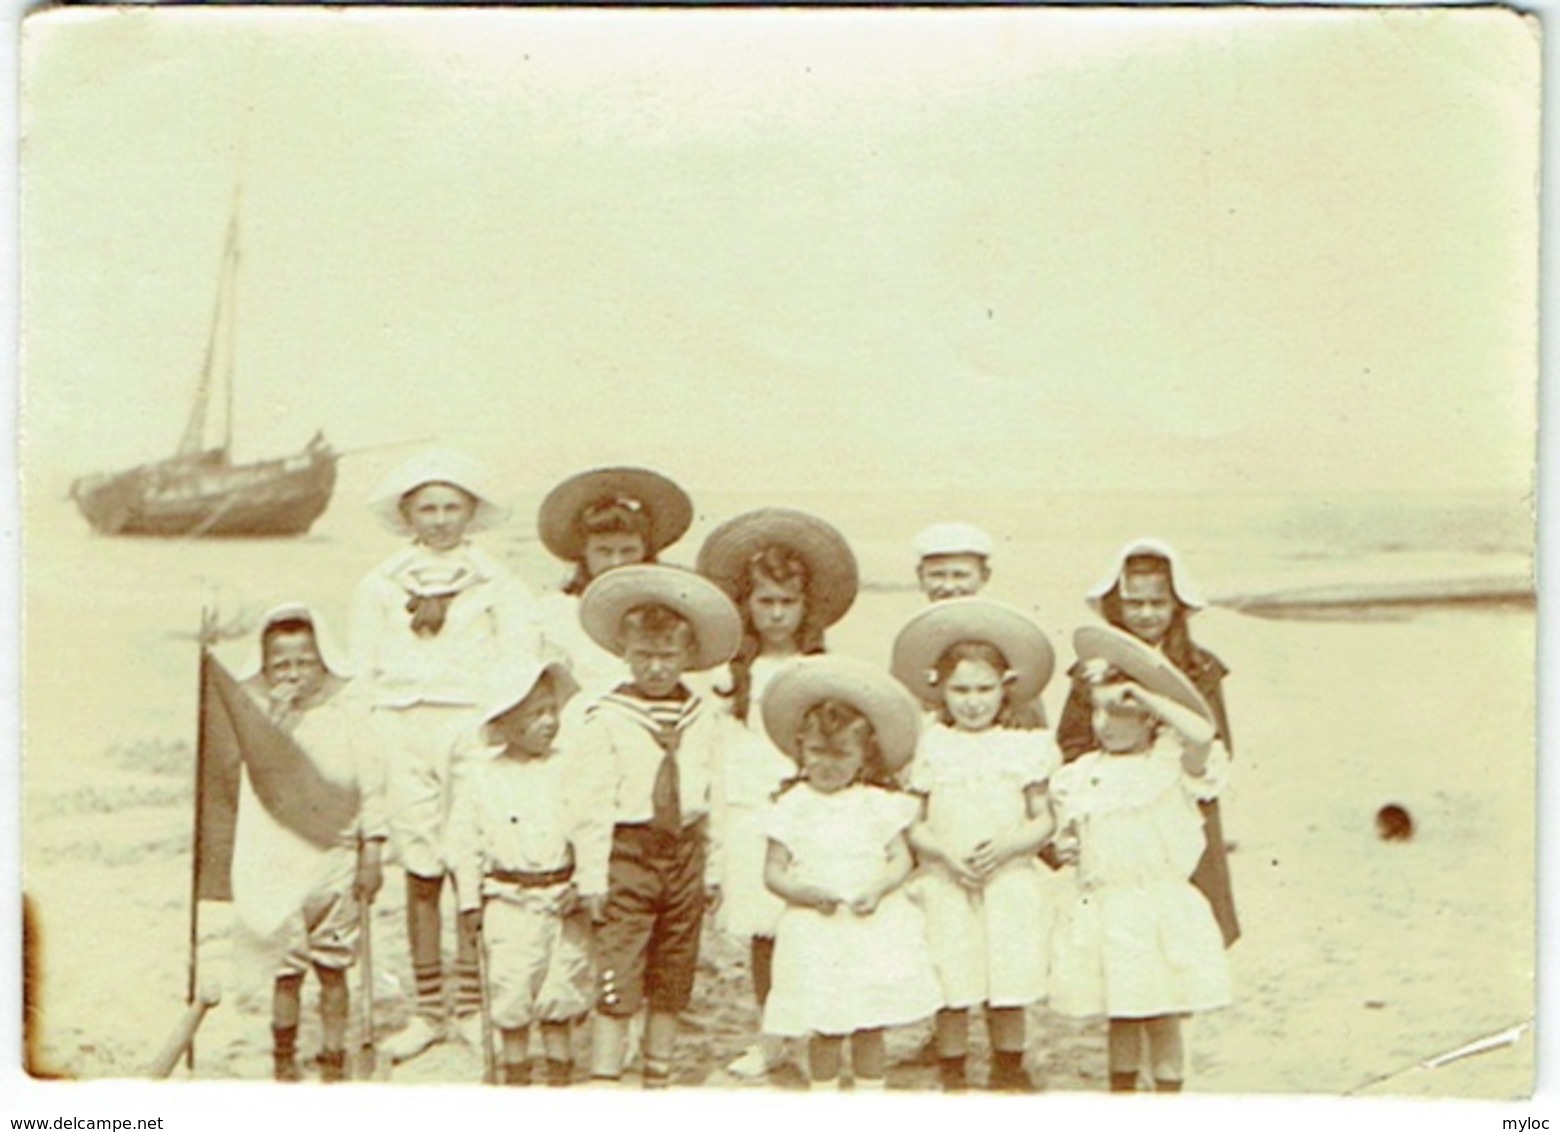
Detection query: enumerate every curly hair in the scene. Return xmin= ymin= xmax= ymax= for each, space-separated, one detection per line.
xmin=718 ymin=545 xmax=827 ymax=723
xmin=775 ymin=697 xmax=895 ymax=796
xmin=561 ymin=499 xmax=659 ymax=595
xmin=929 ymin=639 xmax=1025 ymax=730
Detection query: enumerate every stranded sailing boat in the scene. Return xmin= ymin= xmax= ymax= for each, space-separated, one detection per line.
xmin=70 ymin=209 xmax=337 ymax=538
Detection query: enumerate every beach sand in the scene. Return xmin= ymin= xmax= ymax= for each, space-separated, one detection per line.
xmin=19 ymin=476 xmax=1535 ymax=1096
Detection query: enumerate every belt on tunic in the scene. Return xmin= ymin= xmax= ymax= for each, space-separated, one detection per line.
xmin=487 ymin=863 xmax=574 ymax=888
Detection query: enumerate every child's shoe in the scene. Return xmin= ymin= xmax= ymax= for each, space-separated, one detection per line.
xmin=502 ymin=1060 xmax=533 ymax=1086
xmin=726 ymin=1035 xmax=787 ymax=1080
xmin=642 ymin=1056 xmax=673 ymax=1090
xmin=453 ymin=1010 xmax=486 ymax=1050
xmin=272 ymin=1025 xmax=300 ymax=1083
xmin=937 ymin=1056 xmax=967 ymax=1092
xmin=1109 ymin=1070 xmax=1141 ymax=1093
xmin=383 ymin=1015 xmax=445 ymax=1063
xmin=544 ymin=1058 xmax=573 ymax=1088
xmin=316 ymin=1049 xmax=347 ymax=1083
xmin=987 ymin=1051 xmax=1034 ymax=1093
xmin=1154 ymin=1078 xmax=1183 ymax=1093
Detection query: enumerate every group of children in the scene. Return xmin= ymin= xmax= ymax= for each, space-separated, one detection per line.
xmin=230 ymin=451 xmax=1238 ymax=1092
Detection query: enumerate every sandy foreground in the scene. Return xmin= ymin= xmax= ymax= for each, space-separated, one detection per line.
xmin=16 ymin=482 xmax=1537 ymax=1098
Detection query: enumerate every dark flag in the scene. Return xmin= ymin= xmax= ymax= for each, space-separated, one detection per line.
xmin=193 ymin=651 xmax=359 ymax=901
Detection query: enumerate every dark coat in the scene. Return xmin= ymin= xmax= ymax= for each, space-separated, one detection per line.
xmin=1055 ymin=644 xmax=1240 ymax=948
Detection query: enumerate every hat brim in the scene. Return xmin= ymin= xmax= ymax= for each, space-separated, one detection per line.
xmin=538 ymin=467 xmax=693 ymax=563
xmin=483 ymin=661 xmax=581 ymax=725
xmin=578 ymin=565 xmax=741 ymax=672
xmin=696 ymin=509 xmax=859 ymax=630
xmin=367 ymin=450 xmax=509 ymax=537
xmin=891 ymin=598 xmax=1054 ymax=707
xmin=761 ymin=656 xmax=923 ymax=775
xmin=1072 ymin=625 xmax=1214 ymax=725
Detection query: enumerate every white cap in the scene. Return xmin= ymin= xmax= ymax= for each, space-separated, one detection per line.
xmin=914 ymin=522 xmax=993 ymax=561
xmin=1085 ymin=537 xmax=1206 ymax=612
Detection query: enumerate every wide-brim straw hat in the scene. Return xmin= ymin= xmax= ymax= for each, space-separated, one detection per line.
xmin=696 ymin=508 xmax=859 ymax=630
xmin=1073 ymin=625 xmax=1214 ymax=724
xmin=482 ymin=660 xmax=580 ymax=725
xmin=538 ymin=467 xmax=694 ymax=563
xmin=1085 ymin=537 xmax=1205 ymax=613
xmin=367 ymin=448 xmax=509 ymax=537
xmin=761 ymin=656 xmax=923 ymax=775
xmin=578 ymin=565 xmax=742 ymax=672
xmin=890 ymin=598 xmax=1055 ymax=707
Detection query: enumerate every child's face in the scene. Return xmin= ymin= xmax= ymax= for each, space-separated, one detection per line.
xmin=798 ymin=731 xmax=866 ymax=794
xmin=1119 ymin=571 xmax=1175 ymax=646
xmin=917 ymin=554 xmax=991 ymax=601
xmin=584 ymin=531 xmax=648 ymax=581
xmin=622 ymin=623 xmax=695 ymax=698
xmin=747 ymin=574 xmax=805 ymax=651
xmin=402 ymin=483 xmax=476 ymax=551
xmin=263 ymin=630 xmax=326 ymax=703
xmin=488 ymin=686 xmax=559 ymax=757
xmin=943 ymin=657 xmax=1006 ymax=732
xmin=1090 ymin=683 xmax=1155 ymax=753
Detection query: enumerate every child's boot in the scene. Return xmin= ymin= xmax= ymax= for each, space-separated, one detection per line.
xmin=383 ymin=963 xmax=446 ymax=1062
xmin=316 ymin=1048 xmax=347 ymax=1083
xmin=544 ymin=1058 xmax=573 ymax=1088
xmin=502 ymin=1060 xmax=533 ymax=1086
xmin=1154 ymin=1078 xmax=1183 ymax=1093
xmin=271 ymin=1025 xmax=301 ymax=1083
xmin=988 ymin=1050 xmax=1034 ymax=1093
xmin=451 ymin=958 xmax=485 ymax=1047
xmin=937 ymin=1055 xmax=967 ymax=1093
xmin=1109 ymin=1070 xmax=1140 ymax=1093
xmin=642 ymin=1055 xmax=673 ymax=1090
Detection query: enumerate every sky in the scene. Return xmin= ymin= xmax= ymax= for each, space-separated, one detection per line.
xmin=17 ymin=6 xmax=1539 ymax=500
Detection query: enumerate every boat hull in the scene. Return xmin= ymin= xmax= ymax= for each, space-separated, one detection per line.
xmin=71 ymin=449 xmax=337 ymax=538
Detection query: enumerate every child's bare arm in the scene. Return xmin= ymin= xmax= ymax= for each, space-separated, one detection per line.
xmin=967 ymin=784 xmax=1056 ymax=876
xmin=1125 ymin=685 xmax=1215 ymax=774
xmin=850 ymin=831 xmax=915 ymax=914
xmin=764 ymin=839 xmax=838 ymax=913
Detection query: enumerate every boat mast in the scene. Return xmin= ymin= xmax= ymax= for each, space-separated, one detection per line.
xmin=176 ymin=200 xmax=241 ymax=462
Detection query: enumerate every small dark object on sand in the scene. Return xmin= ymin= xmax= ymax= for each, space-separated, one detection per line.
xmin=1376 ymin=804 xmax=1414 ymax=841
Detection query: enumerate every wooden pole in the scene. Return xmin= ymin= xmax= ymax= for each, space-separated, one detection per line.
xmin=186 ymin=622 xmax=213 ymax=1073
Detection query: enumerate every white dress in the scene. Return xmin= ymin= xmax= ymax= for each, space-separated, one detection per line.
xmin=762 ymin=784 xmax=943 ymax=1037
xmin=715 ymin=656 xmax=801 ymax=941
xmin=907 ymin=726 xmax=1059 ymax=1009
xmin=1049 ymin=735 xmax=1233 ymax=1019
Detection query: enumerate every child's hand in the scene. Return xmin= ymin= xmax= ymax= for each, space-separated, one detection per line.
xmin=705 ymin=884 xmax=723 ymax=915
xmin=458 ymin=908 xmax=483 ymax=939
xmin=848 ymin=889 xmax=882 ymax=916
xmin=967 ymin=838 xmax=1005 ymax=878
xmin=353 ymin=846 xmax=384 ymax=904
xmin=585 ymin=894 xmax=609 ymax=924
xmin=1051 ymin=827 xmax=1080 ymax=866
xmin=944 ymin=854 xmax=986 ymax=889
xmin=556 ymin=884 xmax=581 ymax=917
xmin=793 ymin=885 xmax=840 ymax=914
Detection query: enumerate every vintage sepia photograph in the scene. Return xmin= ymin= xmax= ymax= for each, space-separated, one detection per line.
xmin=9 ymin=3 xmax=1542 ymax=1120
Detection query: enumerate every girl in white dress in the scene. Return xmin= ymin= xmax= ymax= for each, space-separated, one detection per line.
xmin=1050 ymin=626 xmax=1233 ymax=1093
xmin=890 ymin=598 xmax=1058 ymax=1092
xmin=759 ymin=657 xmax=942 ymax=1090
xmin=697 ymin=509 xmax=859 ymax=1080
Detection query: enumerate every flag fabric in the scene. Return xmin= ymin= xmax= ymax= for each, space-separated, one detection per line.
xmin=193 ymin=651 xmax=359 ymax=901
